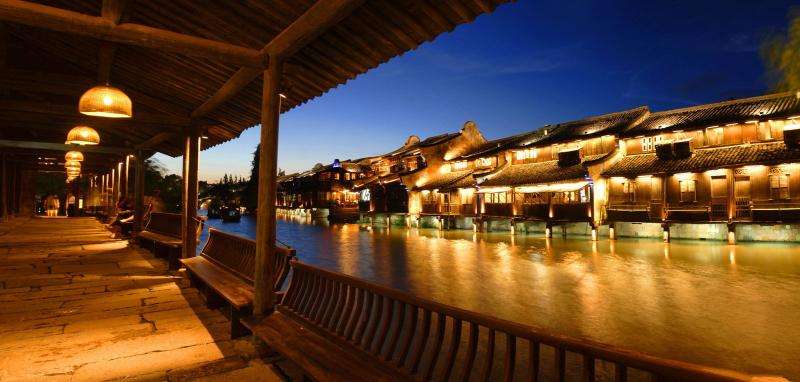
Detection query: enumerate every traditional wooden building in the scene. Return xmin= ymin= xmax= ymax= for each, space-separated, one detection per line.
xmin=349 ymin=122 xmax=485 ymax=225
xmin=276 ymin=160 xmax=370 ymax=220
xmin=603 ymin=91 xmax=800 ymax=242
xmin=472 ymin=107 xmax=649 ymax=235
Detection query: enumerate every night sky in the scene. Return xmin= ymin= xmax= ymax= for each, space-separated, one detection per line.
xmin=154 ymin=0 xmax=798 ymax=181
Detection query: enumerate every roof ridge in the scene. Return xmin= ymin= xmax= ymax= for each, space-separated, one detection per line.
xmin=646 ymin=90 xmax=800 ymax=117
xmin=549 ymin=105 xmax=649 ymax=127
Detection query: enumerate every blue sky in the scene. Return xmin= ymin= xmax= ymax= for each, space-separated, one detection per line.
xmin=154 ymin=0 xmax=797 ymax=181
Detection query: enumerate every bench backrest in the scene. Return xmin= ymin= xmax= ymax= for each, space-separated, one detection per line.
xmin=144 ymin=212 xmax=204 ymax=240
xmin=280 ymin=261 xmax=785 ymax=382
xmin=201 ymin=228 xmax=295 ymax=291
xmin=144 ymin=212 xmax=183 ymax=237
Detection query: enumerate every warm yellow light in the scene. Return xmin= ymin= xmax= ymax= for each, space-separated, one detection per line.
xmin=66 ymin=126 xmax=100 ymax=145
xmin=64 ymin=160 xmax=81 ymax=170
xmin=65 ymin=150 xmax=84 ymax=162
xmin=610 ymin=177 xmax=627 ymax=182
xmin=742 ymin=165 xmax=765 ymax=173
xmin=79 ymin=85 xmax=132 ymax=118
xmin=705 ymin=169 xmax=727 ymax=176
xmin=674 ymin=172 xmax=693 ymax=180
xmin=636 ymin=174 xmax=652 ymax=179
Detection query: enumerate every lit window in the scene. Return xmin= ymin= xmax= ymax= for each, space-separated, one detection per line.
xmin=477 ymin=157 xmax=494 ymax=168
xmin=623 ymin=180 xmax=636 ymax=202
xmin=707 ymin=127 xmax=724 ymax=146
xmin=451 ymin=161 xmax=468 ymax=171
xmin=680 ymin=179 xmax=696 ymax=202
xmin=769 ymin=174 xmax=790 ymax=199
xmin=641 ymin=136 xmax=663 ymax=152
xmin=514 ymin=148 xmax=537 ymax=162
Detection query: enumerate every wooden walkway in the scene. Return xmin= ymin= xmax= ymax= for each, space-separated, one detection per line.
xmin=0 ymin=217 xmax=287 ymax=382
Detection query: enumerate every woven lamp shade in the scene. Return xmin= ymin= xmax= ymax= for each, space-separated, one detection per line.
xmin=66 ymin=126 xmax=100 ymax=145
xmin=64 ymin=160 xmax=81 ymax=170
xmin=66 ymin=170 xmax=81 ymax=177
xmin=65 ymin=151 xmax=84 ymax=162
xmin=79 ymin=85 xmax=132 ymax=118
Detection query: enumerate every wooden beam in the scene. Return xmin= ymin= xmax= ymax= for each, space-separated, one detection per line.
xmin=0 ymin=0 xmax=264 ymax=67
xmin=0 ymin=69 xmax=194 ymax=118
xmin=0 ymin=139 xmax=131 ymax=154
xmin=0 ymin=99 xmax=191 ymax=126
xmin=254 ymin=58 xmax=282 ymax=315
xmin=97 ymin=0 xmax=126 ymax=84
xmin=134 ymin=132 xmax=174 ymax=150
xmin=191 ymin=0 xmax=364 ymax=119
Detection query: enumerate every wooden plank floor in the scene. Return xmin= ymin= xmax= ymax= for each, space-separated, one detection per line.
xmin=0 ymin=217 xmax=287 ymax=382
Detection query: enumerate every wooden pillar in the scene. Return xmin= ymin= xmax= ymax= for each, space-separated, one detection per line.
xmin=116 ymin=161 xmax=123 ymax=202
xmin=182 ymin=134 xmax=200 ymax=259
xmin=254 ymin=56 xmax=282 ymax=315
xmin=102 ymin=174 xmax=107 ymax=214
xmin=123 ymin=154 xmax=130 ymax=198
xmin=1 ymin=153 xmax=7 ymax=220
xmin=111 ymin=167 xmax=117 ymax=212
xmin=134 ymin=150 xmax=145 ymax=232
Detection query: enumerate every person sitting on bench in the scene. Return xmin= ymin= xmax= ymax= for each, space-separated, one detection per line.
xmin=107 ymin=195 xmax=135 ymax=239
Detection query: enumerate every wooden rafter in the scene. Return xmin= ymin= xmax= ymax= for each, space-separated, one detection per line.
xmin=0 ymin=99 xmax=191 ymax=126
xmin=0 ymin=139 xmax=130 ymax=154
xmin=191 ymin=0 xmax=365 ymax=119
xmin=0 ymin=0 xmax=264 ymax=67
xmin=97 ymin=0 xmax=126 ymax=84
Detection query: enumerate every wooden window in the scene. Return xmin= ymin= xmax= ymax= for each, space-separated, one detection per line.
xmin=706 ymin=127 xmax=723 ymax=146
xmin=734 ymin=176 xmax=751 ymax=198
xmin=514 ymin=149 xmax=537 ymax=162
xmin=680 ymin=180 xmax=696 ymax=202
xmin=477 ymin=157 xmax=496 ymax=168
xmin=641 ymin=136 xmax=663 ymax=152
xmin=486 ymin=192 xmax=509 ymax=204
xmin=769 ymin=174 xmax=790 ymax=199
xmin=650 ymin=177 xmax=662 ymax=200
xmin=711 ymin=176 xmax=728 ymax=198
xmin=451 ymin=161 xmax=469 ymax=171
xmin=622 ymin=180 xmax=636 ymax=202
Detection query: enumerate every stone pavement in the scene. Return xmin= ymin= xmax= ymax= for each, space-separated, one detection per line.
xmin=0 ymin=217 xmax=290 ymax=382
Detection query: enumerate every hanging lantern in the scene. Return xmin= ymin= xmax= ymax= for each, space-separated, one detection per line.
xmin=64 ymin=160 xmax=81 ymax=170
xmin=66 ymin=126 xmax=100 ymax=145
xmin=65 ymin=151 xmax=84 ymax=162
xmin=79 ymin=85 xmax=132 ymax=118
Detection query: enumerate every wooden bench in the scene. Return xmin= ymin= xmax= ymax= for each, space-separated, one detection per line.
xmin=137 ymin=212 xmax=204 ymax=269
xmin=180 ymin=228 xmax=295 ymax=338
xmin=244 ymin=261 xmax=787 ymax=382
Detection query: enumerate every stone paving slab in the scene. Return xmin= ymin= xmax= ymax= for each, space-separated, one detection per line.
xmin=0 ymin=217 xmax=288 ymax=381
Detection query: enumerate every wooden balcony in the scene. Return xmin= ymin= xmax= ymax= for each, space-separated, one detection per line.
xmin=484 ymin=203 xmax=513 ymax=217
xmin=751 ymin=200 xmax=800 ymax=222
xmin=552 ymin=203 xmax=591 ymax=221
xmin=516 ymin=203 xmax=549 ymax=220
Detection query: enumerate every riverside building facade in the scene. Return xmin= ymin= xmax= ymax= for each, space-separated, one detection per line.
xmin=277 ymin=91 xmax=800 ymax=242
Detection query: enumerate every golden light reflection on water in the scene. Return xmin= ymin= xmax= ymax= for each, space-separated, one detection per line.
xmin=203 ymin=215 xmax=800 ymax=379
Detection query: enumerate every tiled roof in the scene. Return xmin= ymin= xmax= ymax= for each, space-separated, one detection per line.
xmin=603 ymin=142 xmax=800 ymax=177
xmin=419 ymin=132 xmax=462 ymax=147
xmin=523 ymin=106 xmax=648 ymax=146
xmin=415 ymin=170 xmax=473 ymax=191
xmin=340 ymin=162 xmax=372 ymax=173
xmin=460 ymin=131 xmax=537 ymax=159
xmin=441 ymin=173 xmax=477 ymax=191
xmin=479 ymin=161 xmax=584 ymax=187
xmin=623 ymin=91 xmax=800 ymax=137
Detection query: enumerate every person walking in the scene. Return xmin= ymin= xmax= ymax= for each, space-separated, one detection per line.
xmin=66 ymin=193 xmax=77 ymax=217
xmin=45 ymin=193 xmax=60 ymax=217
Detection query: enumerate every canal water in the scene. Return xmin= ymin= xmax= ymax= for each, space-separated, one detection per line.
xmin=199 ymin=213 xmax=800 ymax=379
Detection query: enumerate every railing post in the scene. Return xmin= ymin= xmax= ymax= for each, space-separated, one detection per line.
xmin=182 ymin=133 xmax=200 ymax=259
xmin=254 ymin=55 xmax=282 ymax=315
xmin=133 ymin=150 xmax=145 ymax=232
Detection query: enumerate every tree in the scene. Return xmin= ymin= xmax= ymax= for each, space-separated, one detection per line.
xmin=762 ymin=10 xmax=800 ymax=91
xmin=242 ymin=144 xmax=260 ymax=212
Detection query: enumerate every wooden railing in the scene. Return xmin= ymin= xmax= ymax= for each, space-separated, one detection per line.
xmin=281 ymin=261 xmax=786 ymax=382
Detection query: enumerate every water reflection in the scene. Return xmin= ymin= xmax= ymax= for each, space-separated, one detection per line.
xmin=199 ymin=213 xmax=800 ymax=379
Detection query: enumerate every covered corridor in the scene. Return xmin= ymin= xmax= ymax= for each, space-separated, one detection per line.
xmin=0 ymin=217 xmax=287 ymax=381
